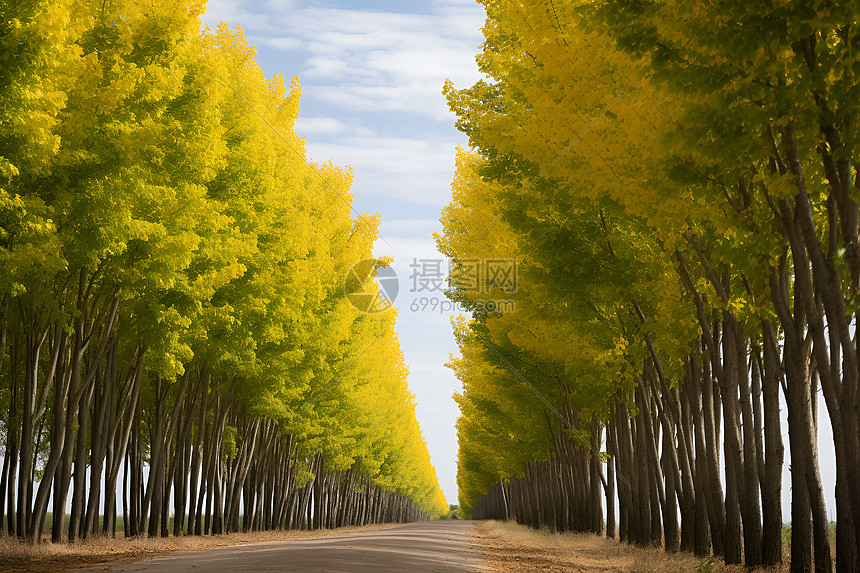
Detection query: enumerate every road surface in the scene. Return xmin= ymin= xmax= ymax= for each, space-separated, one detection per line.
xmin=78 ymin=521 xmax=489 ymax=573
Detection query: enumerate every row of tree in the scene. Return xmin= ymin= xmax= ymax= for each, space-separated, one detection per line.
xmin=0 ymin=0 xmax=447 ymax=544
xmin=439 ymin=1 xmax=860 ymax=572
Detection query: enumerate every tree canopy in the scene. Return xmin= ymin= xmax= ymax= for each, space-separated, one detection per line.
xmin=440 ymin=1 xmax=860 ymax=571
xmin=0 ymin=0 xmax=447 ymax=544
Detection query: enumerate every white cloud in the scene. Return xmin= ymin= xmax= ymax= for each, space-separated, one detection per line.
xmin=200 ymin=0 xmax=275 ymax=32
xmin=262 ymin=0 xmax=299 ymax=13
xmin=296 ymin=10 xmax=483 ymax=120
xmin=262 ymin=36 xmax=303 ymax=51
xmin=294 ymin=116 xmax=373 ymax=137
xmin=305 ymin=134 xmax=461 ymax=205
xmin=371 ymin=226 xmax=448 ymax=279
xmin=294 ymin=116 xmax=349 ymax=135
xmin=380 ymin=218 xmax=443 ymax=236
xmin=202 ymin=3 xmax=486 ymax=121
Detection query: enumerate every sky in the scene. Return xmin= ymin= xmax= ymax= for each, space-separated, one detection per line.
xmin=200 ymin=0 xmax=487 ymax=504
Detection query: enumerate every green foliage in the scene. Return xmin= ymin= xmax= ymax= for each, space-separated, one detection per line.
xmin=221 ymin=425 xmax=239 ymax=460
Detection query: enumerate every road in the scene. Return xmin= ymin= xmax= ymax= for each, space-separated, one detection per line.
xmin=78 ymin=521 xmax=489 ymax=573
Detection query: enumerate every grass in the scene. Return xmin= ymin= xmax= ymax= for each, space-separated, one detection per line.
xmin=40 ymin=513 xmax=126 ymax=535
xmin=473 ymin=520 xmax=787 ymax=573
xmin=39 ymin=513 xmax=233 ymax=535
xmin=478 ymin=521 xmax=848 ymax=573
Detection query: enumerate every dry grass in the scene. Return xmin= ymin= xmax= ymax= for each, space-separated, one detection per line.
xmin=471 ymin=521 xmax=789 ymax=573
xmin=0 ymin=523 xmax=397 ymax=573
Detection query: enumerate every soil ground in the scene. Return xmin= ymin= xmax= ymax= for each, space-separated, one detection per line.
xmin=0 ymin=523 xmax=397 ymax=573
xmin=470 ymin=521 xmax=787 ymax=573
xmin=2 ymin=520 xmax=805 ymax=572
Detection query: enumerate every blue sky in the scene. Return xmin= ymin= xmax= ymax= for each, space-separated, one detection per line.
xmin=201 ymin=0 xmax=487 ymax=503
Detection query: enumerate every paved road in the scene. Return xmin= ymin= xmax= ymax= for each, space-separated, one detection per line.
xmin=79 ymin=521 xmax=489 ymax=573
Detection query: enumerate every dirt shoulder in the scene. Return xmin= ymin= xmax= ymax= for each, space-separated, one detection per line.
xmin=470 ymin=521 xmax=785 ymax=573
xmin=0 ymin=524 xmax=397 ymax=573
